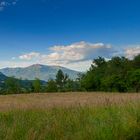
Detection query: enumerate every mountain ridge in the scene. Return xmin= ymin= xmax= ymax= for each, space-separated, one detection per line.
xmin=0 ymin=64 xmax=80 ymax=81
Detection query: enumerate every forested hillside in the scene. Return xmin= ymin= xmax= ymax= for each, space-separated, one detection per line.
xmin=0 ymin=54 xmax=140 ymax=94
xmin=81 ymin=55 xmax=140 ymax=92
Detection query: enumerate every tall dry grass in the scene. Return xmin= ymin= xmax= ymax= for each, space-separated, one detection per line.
xmin=0 ymin=93 xmax=139 ymax=140
xmin=0 ymin=92 xmax=139 ymax=111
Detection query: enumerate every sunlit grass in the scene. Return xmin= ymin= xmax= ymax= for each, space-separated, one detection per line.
xmin=0 ymin=93 xmax=139 ymax=140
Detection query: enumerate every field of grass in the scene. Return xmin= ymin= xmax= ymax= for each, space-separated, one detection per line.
xmin=0 ymin=93 xmax=139 ymax=140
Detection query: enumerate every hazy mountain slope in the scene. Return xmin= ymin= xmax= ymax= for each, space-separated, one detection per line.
xmin=0 ymin=72 xmax=8 ymax=87
xmin=0 ymin=64 xmax=80 ymax=81
xmin=0 ymin=72 xmax=7 ymax=81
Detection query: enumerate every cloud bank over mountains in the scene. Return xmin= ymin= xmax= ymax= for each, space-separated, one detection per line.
xmin=17 ymin=41 xmax=116 ymax=71
xmin=19 ymin=41 xmax=115 ymax=64
xmin=0 ymin=41 xmax=140 ymax=71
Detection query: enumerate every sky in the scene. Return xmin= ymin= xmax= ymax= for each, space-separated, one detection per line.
xmin=0 ymin=0 xmax=140 ymax=71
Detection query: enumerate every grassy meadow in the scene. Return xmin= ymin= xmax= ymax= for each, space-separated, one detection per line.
xmin=0 ymin=93 xmax=139 ymax=140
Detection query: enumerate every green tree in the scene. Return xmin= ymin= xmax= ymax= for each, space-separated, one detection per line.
xmin=46 ymin=79 xmax=58 ymax=92
xmin=133 ymin=54 xmax=140 ymax=69
xmin=56 ymin=70 xmax=69 ymax=91
xmin=128 ymin=69 xmax=140 ymax=92
xmin=56 ymin=70 xmax=64 ymax=89
xmin=33 ymin=78 xmax=41 ymax=93
xmin=91 ymin=57 xmax=106 ymax=68
xmin=81 ymin=56 xmax=131 ymax=92
xmin=100 ymin=57 xmax=130 ymax=92
xmin=81 ymin=57 xmax=107 ymax=91
xmin=64 ymin=79 xmax=81 ymax=92
xmin=5 ymin=77 xmax=21 ymax=94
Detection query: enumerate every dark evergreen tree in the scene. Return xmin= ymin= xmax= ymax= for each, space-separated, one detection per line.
xmin=56 ymin=70 xmax=69 ymax=91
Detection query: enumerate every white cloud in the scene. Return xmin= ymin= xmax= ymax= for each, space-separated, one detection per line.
xmin=0 ymin=0 xmax=18 ymax=11
xmin=19 ymin=52 xmax=40 ymax=60
xmin=65 ymin=60 xmax=92 ymax=72
xmin=125 ymin=46 xmax=140 ymax=59
xmin=40 ymin=41 xmax=115 ymax=65
xmin=5 ymin=42 xmax=140 ymax=71
xmin=0 ymin=60 xmax=33 ymax=69
xmin=17 ymin=41 xmax=115 ymax=71
xmin=0 ymin=1 xmax=9 ymax=6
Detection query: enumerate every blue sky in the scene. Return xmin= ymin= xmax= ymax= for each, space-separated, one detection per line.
xmin=0 ymin=0 xmax=140 ymax=71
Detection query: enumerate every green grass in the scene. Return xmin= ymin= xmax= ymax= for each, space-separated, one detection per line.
xmin=0 ymin=103 xmax=139 ymax=140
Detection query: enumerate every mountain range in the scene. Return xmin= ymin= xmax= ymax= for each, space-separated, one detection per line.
xmin=0 ymin=64 xmax=80 ymax=81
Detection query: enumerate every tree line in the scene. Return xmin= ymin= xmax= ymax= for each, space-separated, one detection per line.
xmin=0 ymin=69 xmax=82 ymax=94
xmin=81 ymin=54 xmax=140 ymax=92
xmin=0 ymin=54 xmax=140 ymax=94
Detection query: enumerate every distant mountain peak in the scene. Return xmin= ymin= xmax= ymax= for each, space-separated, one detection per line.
xmin=30 ymin=64 xmax=41 ymax=66
xmin=28 ymin=64 xmax=44 ymax=68
xmin=0 ymin=64 xmax=80 ymax=81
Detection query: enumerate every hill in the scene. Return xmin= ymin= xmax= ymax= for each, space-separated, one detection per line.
xmin=0 ymin=72 xmax=8 ymax=87
xmin=0 ymin=72 xmax=34 ymax=92
xmin=0 ymin=72 xmax=7 ymax=81
xmin=0 ymin=64 xmax=80 ymax=81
